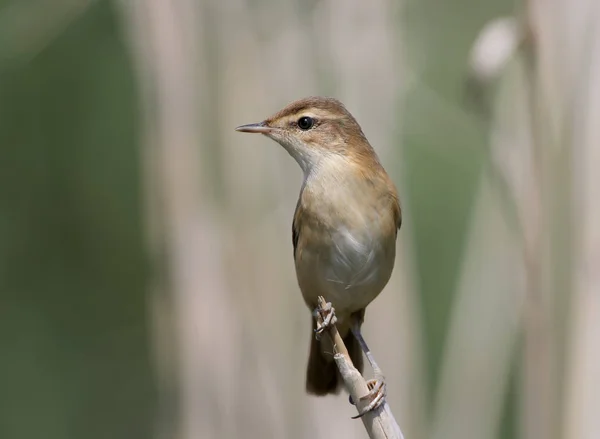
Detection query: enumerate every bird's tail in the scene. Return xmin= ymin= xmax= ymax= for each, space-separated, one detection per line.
xmin=305 ymin=318 xmax=364 ymax=395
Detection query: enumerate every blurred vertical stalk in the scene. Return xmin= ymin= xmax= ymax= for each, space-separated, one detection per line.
xmin=560 ymin=2 xmax=600 ymax=439
xmin=115 ymin=1 xmax=237 ymax=438
xmin=519 ymin=0 xmax=599 ymax=435
xmin=519 ymin=7 xmax=559 ymax=439
xmin=197 ymin=0 xmax=226 ymax=204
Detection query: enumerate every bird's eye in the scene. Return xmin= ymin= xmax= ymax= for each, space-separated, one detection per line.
xmin=297 ymin=116 xmax=314 ymax=130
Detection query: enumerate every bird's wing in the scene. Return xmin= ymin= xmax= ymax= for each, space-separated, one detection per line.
xmin=393 ymin=193 xmax=402 ymax=233
xmin=292 ymin=197 xmax=302 ymax=260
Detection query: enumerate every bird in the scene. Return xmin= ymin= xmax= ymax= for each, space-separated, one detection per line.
xmin=235 ymin=97 xmax=401 ymax=405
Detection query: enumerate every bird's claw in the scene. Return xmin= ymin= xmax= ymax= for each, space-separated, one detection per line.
xmin=313 ymin=301 xmax=337 ymax=340
xmin=349 ymin=377 xmax=387 ymax=419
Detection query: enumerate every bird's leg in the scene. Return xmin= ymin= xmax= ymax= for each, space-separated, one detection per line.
xmin=349 ymin=316 xmax=387 ymax=418
xmin=313 ymin=300 xmax=337 ymax=341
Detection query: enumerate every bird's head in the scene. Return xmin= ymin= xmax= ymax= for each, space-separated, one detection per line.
xmin=236 ymin=97 xmax=378 ymax=175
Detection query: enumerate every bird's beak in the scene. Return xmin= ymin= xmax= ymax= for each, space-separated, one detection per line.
xmin=235 ymin=121 xmax=274 ymax=134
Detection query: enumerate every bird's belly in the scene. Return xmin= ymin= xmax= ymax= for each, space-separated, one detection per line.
xmin=296 ymin=226 xmax=395 ymax=318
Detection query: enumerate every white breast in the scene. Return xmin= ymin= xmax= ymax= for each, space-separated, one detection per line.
xmin=325 ymin=226 xmax=383 ymax=290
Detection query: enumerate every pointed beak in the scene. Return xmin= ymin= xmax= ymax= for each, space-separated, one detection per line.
xmin=235 ymin=121 xmax=274 ymax=134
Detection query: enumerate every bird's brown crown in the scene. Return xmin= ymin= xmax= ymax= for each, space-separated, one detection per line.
xmin=267 ymin=96 xmax=355 ymax=125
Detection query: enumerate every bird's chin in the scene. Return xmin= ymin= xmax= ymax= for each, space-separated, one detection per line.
xmin=262 ymin=129 xmax=286 ymax=144
xmin=270 ymin=133 xmax=297 ymax=151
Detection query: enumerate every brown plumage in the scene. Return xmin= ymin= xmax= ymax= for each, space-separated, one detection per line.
xmin=236 ymin=97 xmax=401 ymax=395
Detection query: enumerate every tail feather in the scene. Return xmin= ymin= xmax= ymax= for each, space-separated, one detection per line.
xmin=305 ymin=319 xmax=364 ymax=395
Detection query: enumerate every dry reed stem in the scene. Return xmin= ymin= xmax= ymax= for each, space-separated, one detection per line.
xmin=314 ymin=296 xmax=404 ymax=439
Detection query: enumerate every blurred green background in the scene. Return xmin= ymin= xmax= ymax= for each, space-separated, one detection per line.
xmin=1 ymin=0 xmax=598 ymax=438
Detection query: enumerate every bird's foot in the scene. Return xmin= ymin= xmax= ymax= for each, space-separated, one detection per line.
xmin=313 ymin=300 xmax=337 ymax=341
xmin=349 ymin=372 xmax=387 ymax=419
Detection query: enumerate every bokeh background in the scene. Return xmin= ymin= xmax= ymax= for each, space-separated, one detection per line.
xmin=1 ymin=0 xmax=599 ymax=438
